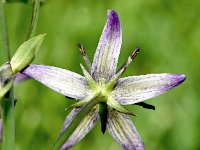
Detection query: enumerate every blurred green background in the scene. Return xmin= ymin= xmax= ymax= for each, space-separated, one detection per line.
xmin=1 ymin=0 xmax=200 ymax=149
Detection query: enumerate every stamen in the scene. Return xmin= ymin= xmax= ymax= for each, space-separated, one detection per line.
xmin=117 ymin=47 xmax=140 ymax=74
xmin=105 ymin=48 xmax=140 ymax=91
xmin=130 ymin=47 xmax=140 ymax=59
xmin=77 ymin=43 xmax=91 ymax=71
xmin=77 ymin=43 xmax=86 ymax=56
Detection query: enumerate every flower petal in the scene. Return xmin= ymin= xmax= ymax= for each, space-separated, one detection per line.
xmin=61 ymin=107 xmax=99 ymax=149
xmin=107 ymin=109 xmax=144 ymax=150
xmin=111 ymin=73 xmax=186 ymax=105
xmin=91 ymin=10 xmax=122 ymax=83
xmin=22 ymin=64 xmax=90 ymax=100
xmin=14 ymin=73 xmax=30 ymax=84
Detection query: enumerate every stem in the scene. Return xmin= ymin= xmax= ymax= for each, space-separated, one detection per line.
xmin=27 ymin=0 xmax=40 ymax=39
xmin=0 ymin=1 xmax=40 ymax=150
xmin=0 ymin=0 xmax=11 ymax=63
xmin=1 ymin=90 xmax=15 ymax=150
xmin=52 ymin=97 xmax=100 ymax=150
xmin=0 ymin=1 xmax=15 ymax=150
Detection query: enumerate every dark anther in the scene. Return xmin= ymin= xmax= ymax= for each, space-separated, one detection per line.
xmin=130 ymin=47 xmax=140 ymax=59
xmin=77 ymin=43 xmax=86 ymax=56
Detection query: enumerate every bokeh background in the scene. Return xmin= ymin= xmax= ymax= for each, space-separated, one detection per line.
xmin=1 ymin=0 xmax=200 ymax=149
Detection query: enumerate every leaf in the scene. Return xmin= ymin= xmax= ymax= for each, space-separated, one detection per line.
xmin=10 ymin=34 xmax=46 ymax=74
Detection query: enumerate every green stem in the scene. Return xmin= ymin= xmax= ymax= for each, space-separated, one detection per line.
xmin=0 ymin=0 xmax=11 ymax=63
xmin=0 ymin=1 xmax=15 ymax=150
xmin=0 ymin=1 xmax=41 ymax=149
xmin=1 ymin=90 xmax=15 ymax=150
xmin=27 ymin=0 xmax=40 ymax=39
xmin=51 ymin=96 xmax=101 ymax=150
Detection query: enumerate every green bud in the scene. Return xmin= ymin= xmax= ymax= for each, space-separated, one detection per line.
xmin=0 ymin=62 xmax=13 ymax=99
xmin=10 ymin=34 xmax=46 ymax=74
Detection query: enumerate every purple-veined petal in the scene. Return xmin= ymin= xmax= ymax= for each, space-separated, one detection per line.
xmin=111 ymin=73 xmax=186 ymax=105
xmin=14 ymin=73 xmax=30 ymax=84
xmin=107 ymin=109 xmax=144 ymax=150
xmin=61 ymin=107 xmax=99 ymax=150
xmin=91 ymin=10 xmax=122 ymax=83
xmin=22 ymin=65 xmax=91 ymax=100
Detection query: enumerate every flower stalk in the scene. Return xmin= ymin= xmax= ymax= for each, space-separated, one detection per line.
xmin=52 ymin=94 xmax=102 ymax=150
xmin=27 ymin=0 xmax=40 ymax=39
xmin=0 ymin=0 xmax=10 ymax=63
xmin=0 ymin=0 xmax=41 ymax=149
xmin=0 ymin=1 xmax=15 ymax=150
xmin=1 ymin=90 xmax=15 ymax=150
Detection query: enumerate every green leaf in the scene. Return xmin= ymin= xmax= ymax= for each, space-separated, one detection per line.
xmin=10 ymin=34 xmax=46 ymax=74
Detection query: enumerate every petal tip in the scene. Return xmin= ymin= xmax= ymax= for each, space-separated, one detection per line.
xmin=171 ymin=74 xmax=186 ymax=87
xmin=107 ymin=10 xmax=120 ymax=29
xmin=160 ymin=74 xmax=186 ymax=92
xmin=107 ymin=10 xmax=118 ymax=17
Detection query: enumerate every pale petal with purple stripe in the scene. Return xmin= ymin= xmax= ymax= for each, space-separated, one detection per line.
xmin=111 ymin=73 xmax=186 ymax=105
xmin=107 ymin=109 xmax=144 ymax=150
xmin=14 ymin=73 xmax=30 ymax=84
xmin=61 ymin=107 xmax=99 ymax=150
xmin=22 ymin=65 xmax=90 ymax=100
xmin=91 ymin=10 xmax=122 ymax=83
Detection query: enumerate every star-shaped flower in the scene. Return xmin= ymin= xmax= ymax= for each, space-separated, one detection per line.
xmin=22 ymin=10 xmax=185 ymax=150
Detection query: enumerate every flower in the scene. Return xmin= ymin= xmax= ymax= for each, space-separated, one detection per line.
xmin=22 ymin=10 xmax=186 ymax=150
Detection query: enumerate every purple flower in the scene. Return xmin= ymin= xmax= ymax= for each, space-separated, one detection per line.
xmin=22 ymin=10 xmax=185 ymax=150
